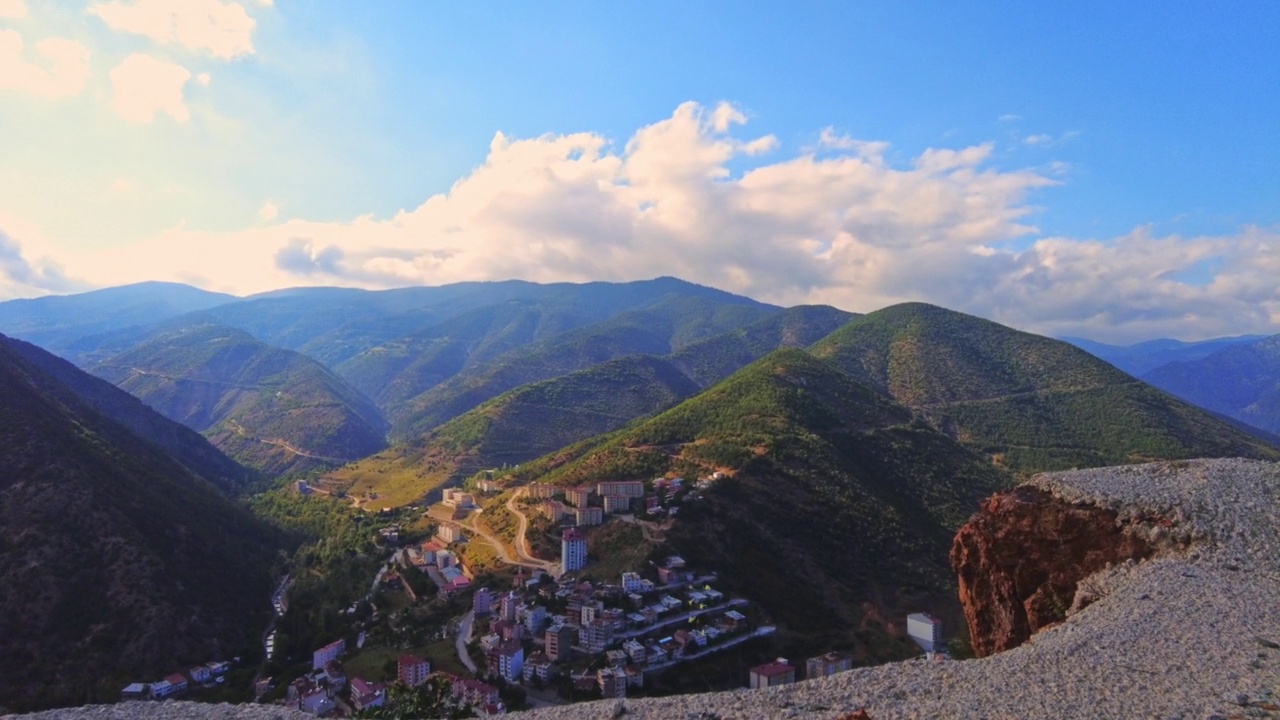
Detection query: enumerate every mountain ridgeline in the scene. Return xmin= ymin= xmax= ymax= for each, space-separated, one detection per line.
xmin=89 ymin=324 xmax=389 ymax=476
xmin=0 ymin=333 xmax=279 ymax=712
xmin=1142 ymin=334 xmax=1280 ymax=436
xmin=809 ymin=303 xmax=1279 ymax=473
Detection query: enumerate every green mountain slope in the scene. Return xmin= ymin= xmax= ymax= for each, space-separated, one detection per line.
xmin=1143 ymin=334 xmax=1280 ymax=435
xmin=811 ymin=303 xmax=1280 ymax=472
xmin=91 ymin=324 xmax=389 ymax=476
xmin=509 ymin=348 xmax=1010 ymax=655
xmin=0 ymin=336 xmax=278 ymax=712
xmin=390 ymin=293 xmax=776 ymax=436
xmin=0 ymin=336 xmax=253 ymax=492
xmin=0 ymin=282 xmax=236 ymax=357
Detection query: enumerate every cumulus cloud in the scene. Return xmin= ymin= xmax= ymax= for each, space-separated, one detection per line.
xmin=0 ymin=0 xmax=25 ymax=19
xmin=258 ymin=200 xmax=279 ymax=221
xmin=28 ymin=100 xmax=1280 ymax=342
xmin=88 ymin=0 xmax=256 ymax=59
xmin=0 ymin=231 xmax=85 ymax=297
xmin=0 ymin=30 xmax=91 ymax=99
xmin=109 ymin=53 xmax=192 ymax=123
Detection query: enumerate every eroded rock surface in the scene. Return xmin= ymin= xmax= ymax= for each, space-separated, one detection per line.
xmin=950 ymin=484 xmax=1169 ymax=656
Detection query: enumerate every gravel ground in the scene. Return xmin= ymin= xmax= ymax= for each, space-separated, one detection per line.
xmin=8 ymin=459 xmax=1279 ymax=720
xmin=514 ymin=458 xmax=1280 ymax=720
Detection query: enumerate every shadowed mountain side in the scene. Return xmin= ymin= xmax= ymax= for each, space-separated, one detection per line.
xmin=811 ymin=303 xmax=1280 ymax=473
xmin=0 ymin=335 xmax=253 ymax=492
xmin=0 ymin=339 xmax=279 ymax=712
xmin=91 ymin=324 xmax=388 ymax=476
xmin=1143 ymin=334 xmax=1280 ymax=436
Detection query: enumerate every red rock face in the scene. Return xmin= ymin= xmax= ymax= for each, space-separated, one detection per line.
xmin=950 ymin=486 xmax=1159 ymax=658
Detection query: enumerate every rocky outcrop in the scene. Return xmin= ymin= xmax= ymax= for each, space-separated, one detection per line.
xmin=950 ymin=484 xmax=1175 ymax=657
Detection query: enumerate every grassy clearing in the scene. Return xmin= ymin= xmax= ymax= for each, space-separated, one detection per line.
xmin=343 ymin=638 xmax=470 ymax=682
xmin=322 ymin=451 xmax=454 ymax=509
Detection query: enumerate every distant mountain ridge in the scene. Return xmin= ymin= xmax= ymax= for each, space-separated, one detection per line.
xmin=90 ymin=324 xmax=389 ymax=476
xmin=1062 ymin=333 xmax=1267 ymax=376
xmin=0 ymin=333 xmax=278 ymax=712
xmin=1143 ymin=334 xmax=1280 ymax=436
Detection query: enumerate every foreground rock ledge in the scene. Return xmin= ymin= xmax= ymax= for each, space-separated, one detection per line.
xmin=7 ymin=460 xmax=1279 ymax=720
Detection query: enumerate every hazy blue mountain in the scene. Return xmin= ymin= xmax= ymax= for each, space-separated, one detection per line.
xmin=0 ymin=282 xmax=236 ymax=356
xmin=1143 ymin=334 xmax=1280 ymax=435
xmin=1063 ymin=334 xmax=1266 ymax=376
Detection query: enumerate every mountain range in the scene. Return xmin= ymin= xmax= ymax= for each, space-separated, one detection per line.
xmin=2 ymin=278 xmax=1279 ymax=703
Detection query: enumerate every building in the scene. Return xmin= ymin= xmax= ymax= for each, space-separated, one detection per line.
xmin=623 ymin=639 xmax=647 ymax=664
xmin=748 ymin=659 xmax=796 ymax=689
xmin=437 ymin=522 xmax=465 ymax=544
xmin=597 ymin=667 xmax=627 ymax=698
xmin=500 ymin=590 xmax=521 ymax=623
xmin=565 ymin=487 xmax=592 ymax=508
xmin=527 ymin=482 xmax=558 ymax=499
xmin=398 ymin=654 xmax=431 ymax=687
xmin=454 ymin=679 xmax=500 ymax=708
xmin=120 ymin=683 xmax=148 ymax=701
xmin=313 ymin=639 xmax=345 ymax=670
xmin=522 ymin=652 xmax=553 ymax=684
xmin=349 ymin=677 xmax=385 ymax=711
xmin=545 ymin=624 xmax=575 ymax=662
xmin=496 ymin=641 xmax=524 ymax=683
xmin=597 ymin=480 xmax=645 ymax=498
xmin=562 ymin=528 xmax=587 ymax=572
xmin=299 ymin=688 xmax=335 ymax=716
xmin=907 ymin=613 xmax=944 ymax=653
xmin=580 ymin=618 xmax=614 ymax=654
xmin=574 ymin=506 xmax=604 ymax=526
xmin=524 ymin=604 xmax=548 ymax=635
xmin=474 ymin=587 xmax=493 ymax=616
xmin=189 ymin=665 xmax=212 ymax=684
xmin=806 ymin=651 xmax=855 ymax=679
xmin=602 ymin=495 xmax=631 ymax=514
xmin=442 ymin=488 xmax=476 ymax=509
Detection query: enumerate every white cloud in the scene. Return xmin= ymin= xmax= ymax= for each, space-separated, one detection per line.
xmin=10 ymin=101 xmax=1279 ymax=342
xmin=0 ymin=30 xmax=91 ymax=99
xmin=196 ymin=72 xmax=211 ymax=86
xmin=1024 ymin=134 xmax=1052 ymax=146
xmin=258 ymin=200 xmax=279 ymax=221
xmin=0 ymin=0 xmax=25 ymax=19
xmin=1024 ymin=130 xmax=1081 ymax=148
xmin=998 ymin=113 xmax=1022 ymax=123
xmin=109 ymin=53 xmax=192 ymax=123
xmin=88 ymin=0 xmax=256 ymax=59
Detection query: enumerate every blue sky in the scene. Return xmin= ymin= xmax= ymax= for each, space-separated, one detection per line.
xmin=0 ymin=0 xmax=1277 ymax=341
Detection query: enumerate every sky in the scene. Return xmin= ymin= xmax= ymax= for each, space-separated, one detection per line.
xmin=0 ymin=1 xmax=1277 ymax=343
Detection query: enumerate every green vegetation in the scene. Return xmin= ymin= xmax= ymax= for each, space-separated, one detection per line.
xmin=810 ymin=303 xmax=1280 ymax=474
xmin=0 ymin=336 xmax=280 ymax=712
xmin=90 ymin=324 xmax=389 ymax=477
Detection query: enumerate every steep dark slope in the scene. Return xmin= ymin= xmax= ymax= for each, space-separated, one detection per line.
xmin=390 ymin=293 xmax=776 ymax=436
xmin=91 ymin=324 xmax=388 ymax=476
xmin=1143 ymin=334 xmax=1280 ymax=435
xmin=510 ymin=349 xmax=1010 ymax=655
xmin=1064 ymin=334 xmax=1266 ymax=376
xmin=0 ymin=335 xmax=252 ymax=492
xmin=0 ymin=338 xmax=278 ymax=712
xmin=0 ymin=282 xmax=235 ymax=357
xmin=811 ymin=303 xmax=1280 ymax=472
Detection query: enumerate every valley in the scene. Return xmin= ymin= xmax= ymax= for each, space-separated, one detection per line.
xmin=1 ymin=279 xmax=1277 ymax=716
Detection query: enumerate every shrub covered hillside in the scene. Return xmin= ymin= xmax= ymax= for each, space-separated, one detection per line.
xmin=810 ymin=303 xmax=1280 ymax=473
xmin=90 ymin=324 xmax=389 ymax=477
